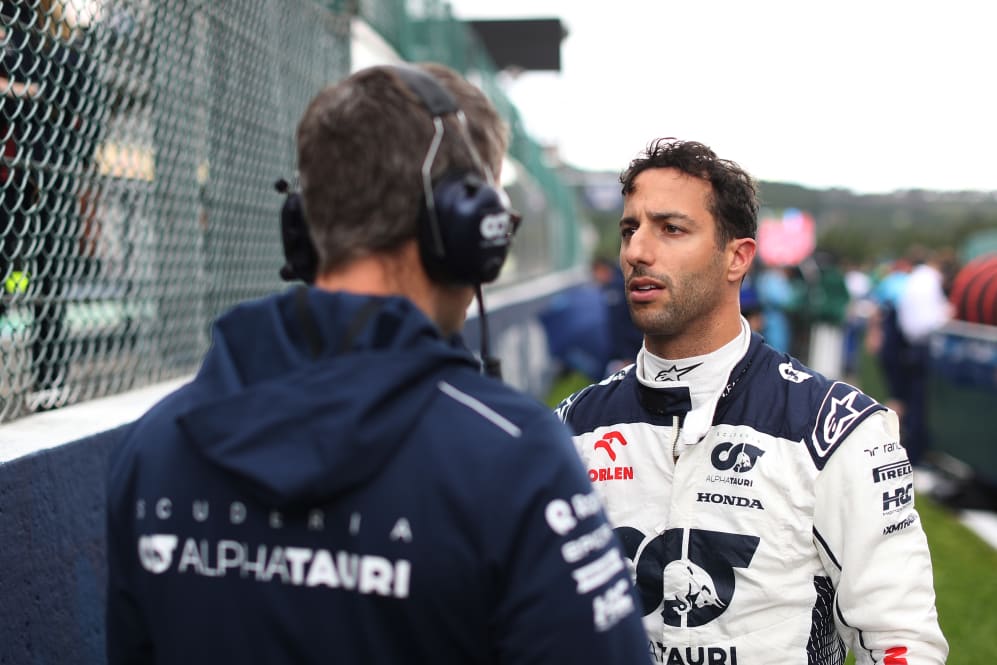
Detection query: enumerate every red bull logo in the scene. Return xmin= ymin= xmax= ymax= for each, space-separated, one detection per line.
xmin=661 ymin=560 xmax=726 ymax=616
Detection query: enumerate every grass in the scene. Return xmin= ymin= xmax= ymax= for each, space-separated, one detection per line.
xmin=546 ymin=350 xmax=997 ymax=664
xmin=916 ymin=495 xmax=997 ymax=664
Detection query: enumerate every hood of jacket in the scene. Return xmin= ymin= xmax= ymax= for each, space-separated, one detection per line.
xmin=176 ymin=287 xmax=478 ymax=508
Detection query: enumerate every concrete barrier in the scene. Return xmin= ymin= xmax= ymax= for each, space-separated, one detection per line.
xmin=0 ymin=269 xmax=585 ymax=664
xmin=0 ymin=378 xmax=189 ymax=664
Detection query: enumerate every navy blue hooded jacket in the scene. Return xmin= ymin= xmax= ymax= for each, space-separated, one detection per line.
xmin=106 ymin=288 xmax=649 ymax=664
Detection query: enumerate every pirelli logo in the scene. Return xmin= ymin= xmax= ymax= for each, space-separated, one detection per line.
xmin=872 ymin=460 xmax=912 ymax=483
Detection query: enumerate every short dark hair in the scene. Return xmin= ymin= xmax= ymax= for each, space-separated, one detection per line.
xmin=620 ymin=138 xmax=758 ymax=246
xmin=296 ymin=63 xmax=508 ymax=272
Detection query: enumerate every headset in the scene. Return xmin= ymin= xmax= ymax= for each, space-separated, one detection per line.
xmin=400 ymin=65 xmax=520 ymax=285
xmin=277 ymin=65 xmax=519 ymax=287
xmin=276 ymin=64 xmax=519 ymax=376
xmin=275 ymin=178 xmax=318 ymax=284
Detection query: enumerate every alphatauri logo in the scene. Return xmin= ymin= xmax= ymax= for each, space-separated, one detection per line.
xmin=479 ymin=212 xmax=513 ymax=242
xmin=710 ymin=442 xmax=765 ymax=473
xmin=615 ymin=526 xmax=759 ymax=627
xmin=138 ymin=534 xmax=179 ymax=574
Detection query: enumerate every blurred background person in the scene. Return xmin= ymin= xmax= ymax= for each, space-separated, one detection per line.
xmin=593 ymin=256 xmax=643 ymax=375
xmin=740 ymin=271 xmax=765 ymax=334
xmin=538 ymin=269 xmax=611 ymax=382
xmin=842 ymin=258 xmax=876 ymax=383
xmin=896 ymin=247 xmax=956 ymax=467
xmin=804 ymin=250 xmax=850 ymax=379
xmin=867 ymin=255 xmax=914 ymax=417
xmin=756 ymin=264 xmax=799 ymax=353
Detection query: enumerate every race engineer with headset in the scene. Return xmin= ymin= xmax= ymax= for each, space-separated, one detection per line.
xmin=555 ymin=138 xmax=948 ymax=665
xmin=106 ymin=64 xmax=649 ymax=665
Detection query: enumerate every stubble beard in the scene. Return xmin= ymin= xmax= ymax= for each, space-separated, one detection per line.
xmin=628 ymin=255 xmax=726 ymax=340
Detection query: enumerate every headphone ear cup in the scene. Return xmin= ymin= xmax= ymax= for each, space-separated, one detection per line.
xmin=418 ymin=172 xmax=514 ymax=284
xmin=278 ymin=191 xmax=319 ymax=284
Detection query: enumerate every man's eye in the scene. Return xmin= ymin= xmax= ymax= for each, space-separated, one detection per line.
xmin=664 ymin=224 xmax=682 ymax=234
xmin=620 ymin=227 xmax=635 ymax=238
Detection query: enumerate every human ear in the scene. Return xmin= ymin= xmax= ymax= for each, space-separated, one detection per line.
xmin=727 ymin=238 xmax=756 ymax=283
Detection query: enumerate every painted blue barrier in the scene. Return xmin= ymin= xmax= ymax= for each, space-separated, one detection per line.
xmin=0 ymin=430 xmax=121 ymax=664
xmin=928 ymin=320 xmax=997 ymax=487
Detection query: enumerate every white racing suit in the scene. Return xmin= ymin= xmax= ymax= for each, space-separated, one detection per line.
xmin=556 ymin=333 xmax=948 ymax=665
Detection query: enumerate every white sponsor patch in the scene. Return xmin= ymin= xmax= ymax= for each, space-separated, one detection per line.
xmin=572 ymin=548 xmax=625 ymax=594
xmin=778 ymin=362 xmax=812 ymax=383
xmin=139 ymin=537 xmax=412 ymax=597
xmin=562 ymin=524 xmax=614 ymax=564
xmin=545 ymin=491 xmax=604 ymax=536
xmin=593 ymin=578 xmax=635 ymax=631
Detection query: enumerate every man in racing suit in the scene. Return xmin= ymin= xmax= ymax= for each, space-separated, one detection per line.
xmin=556 ymin=138 xmax=948 ymax=665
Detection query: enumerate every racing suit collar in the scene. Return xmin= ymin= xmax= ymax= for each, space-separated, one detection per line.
xmin=635 ymin=317 xmax=752 ymax=447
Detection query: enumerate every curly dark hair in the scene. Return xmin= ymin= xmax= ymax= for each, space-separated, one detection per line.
xmin=620 ymin=138 xmax=759 ymax=246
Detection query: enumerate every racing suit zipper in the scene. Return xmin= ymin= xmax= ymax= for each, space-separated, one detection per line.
xmin=670 ymin=415 xmax=681 ymax=463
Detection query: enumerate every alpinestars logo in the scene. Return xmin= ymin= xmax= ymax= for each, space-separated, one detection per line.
xmin=823 ymin=390 xmax=864 ymax=445
xmin=614 ymin=526 xmax=759 ymax=627
xmin=811 ymin=383 xmax=881 ymax=464
xmin=654 ymin=363 xmax=702 ymax=381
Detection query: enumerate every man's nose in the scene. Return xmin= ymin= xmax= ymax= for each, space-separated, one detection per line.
xmin=622 ymin=225 xmax=652 ymax=267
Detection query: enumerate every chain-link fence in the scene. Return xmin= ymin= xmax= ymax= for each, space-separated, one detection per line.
xmin=1 ymin=0 xmax=584 ymax=425
xmin=1 ymin=0 xmax=350 ymax=421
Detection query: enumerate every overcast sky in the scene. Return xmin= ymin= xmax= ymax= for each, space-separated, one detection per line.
xmin=446 ymin=0 xmax=997 ymax=194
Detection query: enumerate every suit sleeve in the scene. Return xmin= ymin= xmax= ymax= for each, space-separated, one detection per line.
xmin=486 ymin=414 xmax=650 ymax=665
xmin=813 ymin=410 xmax=948 ymax=665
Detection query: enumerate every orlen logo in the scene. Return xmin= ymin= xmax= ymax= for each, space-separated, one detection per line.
xmin=594 ymin=431 xmax=627 ymax=461
xmin=710 ymin=442 xmax=764 ymax=473
xmin=138 ymin=534 xmax=179 ymax=574
xmin=479 ymin=212 xmax=513 ymax=242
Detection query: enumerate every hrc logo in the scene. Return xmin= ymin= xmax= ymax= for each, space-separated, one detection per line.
xmin=882 ymin=483 xmax=914 ymax=513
